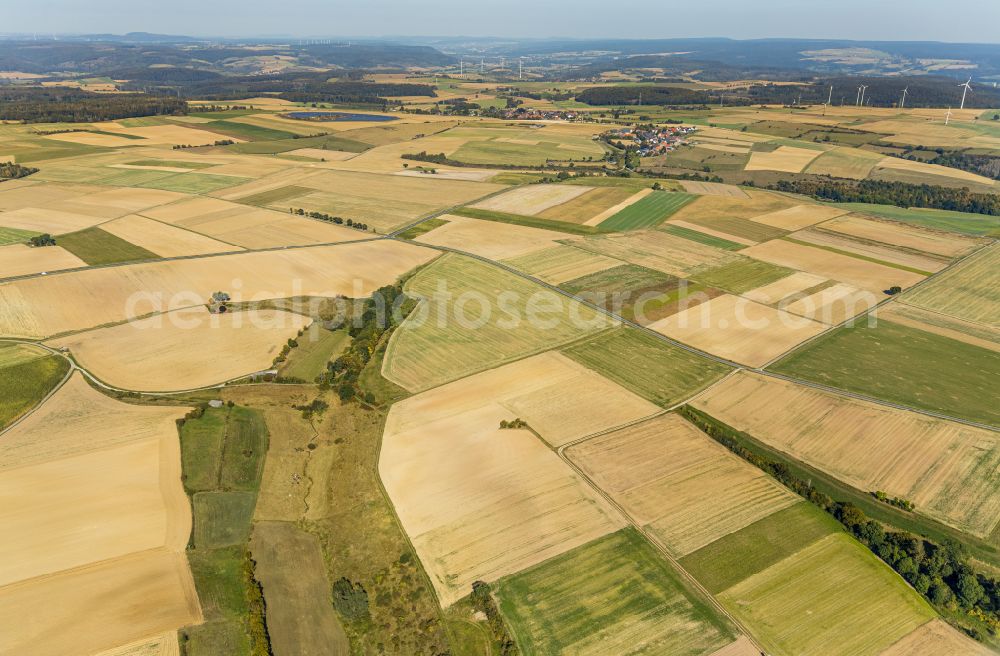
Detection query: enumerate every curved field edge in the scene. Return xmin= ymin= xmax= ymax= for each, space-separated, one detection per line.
xmin=0 ymin=345 xmax=70 ymax=431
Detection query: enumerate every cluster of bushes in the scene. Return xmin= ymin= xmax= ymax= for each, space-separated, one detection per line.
xmin=294 ymin=398 xmax=329 ymax=420
xmin=319 ymin=282 xmax=415 ymax=402
xmin=271 ymin=336 xmax=300 ymax=367
xmin=0 ymin=87 xmax=188 ymax=123
xmin=470 ymin=581 xmax=518 ymax=656
xmin=680 ymin=405 xmax=1000 ymax=640
xmin=289 ymin=208 xmax=370 ymax=232
xmin=28 ymin=233 xmax=56 ymax=247
xmin=499 ymin=418 xmax=529 ymax=430
xmin=0 ymin=162 xmax=39 ymax=180
xmin=873 ymin=490 xmax=916 ymax=512
xmin=769 ymin=177 xmax=1000 ymax=215
xmin=331 ymin=577 xmax=370 ymax=622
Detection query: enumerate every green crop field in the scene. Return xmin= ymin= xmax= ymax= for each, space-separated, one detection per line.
xmin=180 ymin=407 xmax=229 ymax=493
xmin=680 ymin=502 xmax=839 ymax=594
xmin=138 ymin=173 xmax=250 ymax=194
xmin=235 ymin=185 xmax=316 ymax=207
xmin=562 ymin=176 xmax=682 ymax=191
xmin=660 ymin=223 xmax=745 ymax=250
xmin=0 ymin=226 xmax=40 ymax=245
xmin=598 ymin=191 xmax=696 ymax=231
xmin=677 ymin=214 xmax=787 ymax=242
xmin=693 ymin=257 xmax=794 ymax=294
xmin=834 ymin=204 xmax=1000 ymax=236
xmin=219 ymin=406 xmax=269 ymax=490
xmin=384 ymin=254 xmax=611 ymax=392
xmin=396 ymin=217 xmax=449 ymax=240
xmin=771 ymin=320 xmax=1000 ymax=426
xmin=193 ymin=491 xmax=257 ymax=549
xmin=562 ymin=327 xmax=731 ymax=407
xmin=126 ymin=159 xmax=215 ymax=169
xmin=497 ymin=528 xmax=738 ymax=656
xmin=718 ymin=533 xmax=934 ymax=656
xmin=0 ymin=346 xmax=69 ymax=430
xmin=228 ymin=132 xmax=370 ymax=155
xmin=56 ymin=227 xmax=160 ymax=266
xmin=278 ymin=327 xmax=350 ymax=381
xmin=184 ymin=546 xmax=254 ymax=654
xmin=900 ymin=244 xmax=999 ymax=325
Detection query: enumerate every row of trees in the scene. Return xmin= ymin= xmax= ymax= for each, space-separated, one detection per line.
xmin=471 ymin=582 xmax=518 ymax=655
xmin=680 ymin=405 xmax=1000 ymax=641
xmin=0 ymin=87 xmax=188 ymax=123
xmin=290 ymin=208 xmax=369 ymax=232
xmin=769 ymin=177 xmax=1000 ymax=215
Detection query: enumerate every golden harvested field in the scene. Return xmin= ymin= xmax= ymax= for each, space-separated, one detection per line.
xmin=92 ymin=632 xmax=180 ymax=656
xmin=566 ymin=415 xmax=799 ymax=556
xmin=49 ymin=308 xmax=309 ymax=391
xmin=741 ymin=239 xmax=926 ymax=294
xmin=383 ymin=255 xmax=613 ymax=392
xmin=803 ymin=147 xmax=884 ymax=179
xmin=667 ymin=219 xmax=758 ymax=246
xmin=819 ymin=215 xmax=981 ymax=258
xmin=678 ymin=180 xmax=750 ymax=198
xmin=380 ymin=354 xmax=631 ymax=605
xmin=100 ymin=214 xmax=239 ymax=257
xmin=0 ymin=206 xmax=109 ymax=234
xmin=782 ymin=282 xmax=876 ymax=325
xmin=880 ymin=619 xmax=996 ymax=656
xmin=0 ymin=372 xmax=199 ymax=656
xmin=503 ymin=244 xmax=622 ymax=284
xmin=414 ymin=213 xmax=564 ymax=259
xmin=900 ymin=243 xmax=999 ymax=326
xmin=648 ymin=294 xmax=827 ymax=366
xmin=539 ymin=186 xmax=641 ymax=224
xmin=581 ymin=188 xmax=652 ymax=226
xmin=566 ymin=229 xmax=738 ymax=277
xmin=879 ymin=303 xmax=1000 ymax=353
xmin=0 ymin=373 xmax=182 ymax=471
xmin=875 ymin=156 xmax=998 ymax=186
xmin=95 ymin=121 xmax=240 ymax=146
xmin=220 ymin=167 xmax=504 ymax=233
xmin=751 ymin=204 xmax=848 ymax=231
xmin=0 ymin=548 xmax=201 ymax=656
xmin=742 ymin=271 xmax=828 ymax=305
xmin=745 ymin=146 xmax=825 ymax=173
xmin=692 ymin=371 xmax=1000 ymax=538
xmin=0 ymin=240 xmax=435 ymax=338
xmin=472 ymin=183 xmax=593 ymax=215
xmin=142 ymin=197 xmax=365 ymax=248
xmin=790 ymin=229 xmax=947 ymax=273
xmin=0 ymin=243 xmax=86 ymax=278
xmin=49 ymin=187 xmax=188 ymax=219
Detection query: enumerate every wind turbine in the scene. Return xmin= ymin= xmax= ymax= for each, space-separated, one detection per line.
xmin=959 ymin=76 xmax=973 ymax=110
xmin=900 ymin=86 xmax=908 ymax=109
xmin=945 ymin=107 xmax=953 ymax=125
xmin=856 ymin=86 xmax=863 ymax=106
xmin=859 ymin=85 xmax=869 ymax=107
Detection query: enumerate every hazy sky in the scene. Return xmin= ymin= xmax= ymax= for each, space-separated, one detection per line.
xmin=6 ymin=0 xmax=1000 ymax=43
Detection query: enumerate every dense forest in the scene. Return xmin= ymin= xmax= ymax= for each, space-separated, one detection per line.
xmin=0 ymin=87 xmax=188 ymax=122
xmin=911 ymin=150 xmax=1000 ymax=181
xmin=119 ymin=70 xmax=435 ymax=104
xmin=769 ymin=177 xmax=1000 ymax=215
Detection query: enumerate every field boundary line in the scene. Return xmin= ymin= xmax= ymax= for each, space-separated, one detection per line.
xmin=394 ymin=239 xmax=999 ymax=432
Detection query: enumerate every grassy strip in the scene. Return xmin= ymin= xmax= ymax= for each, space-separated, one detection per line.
xmin=782 ymin=236 xmax=934 ymax=276
xmin=0 ymin=226 xmax=40 ymax=245
xmin=56 ymin=227 xmax=160 ymax=266
xmin=396 ymin=217 xmax=449 ymax=240
xmin=660 ymin=223 xmax=744 ymax=250
xmin=452 ymin=207 xmax=605 ymax=235
xmin=207 ymin=120 xmax=298 ymax=142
